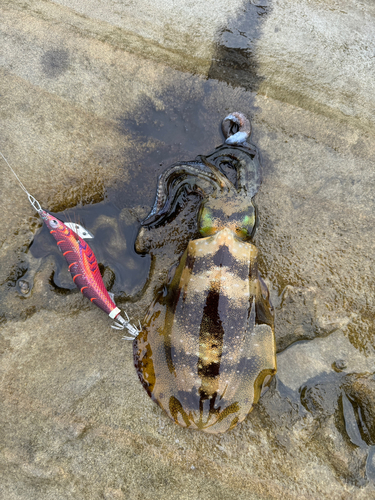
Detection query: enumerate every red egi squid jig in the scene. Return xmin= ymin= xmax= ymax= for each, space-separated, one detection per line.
xmin=0 ymin=152 xmax=140 ymax=339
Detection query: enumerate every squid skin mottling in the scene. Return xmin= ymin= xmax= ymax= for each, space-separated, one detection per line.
xmin=134 ymin=113 xmax=276 ymax=433
xmin=134 ymin=228 xmax=276 ymax=434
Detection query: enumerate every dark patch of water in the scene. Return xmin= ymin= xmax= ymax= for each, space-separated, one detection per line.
xmin=30 ymin=201 xmax=150 ymax=298
xmin=208 ymin=0 xmax=271 ymax=92
xmin=111 ymin=84 xmax=228 ymax=211
xmin=118 ymin=94 xmax=217 ymax=153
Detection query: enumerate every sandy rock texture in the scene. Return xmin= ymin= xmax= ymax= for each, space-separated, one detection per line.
xmin=1 ymin=0 xmax=375 ymax=498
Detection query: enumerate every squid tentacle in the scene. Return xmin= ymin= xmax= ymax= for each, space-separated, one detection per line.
xmin=203 ymin=144 xmax=261 ymax=199
xmin=142 ymin=113 xmax=260 ymax=229
xmin=141 ymin=162 xmax=224 ymax=228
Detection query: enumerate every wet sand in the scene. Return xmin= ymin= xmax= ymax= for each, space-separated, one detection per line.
xmin=1 ymin=1 xmax=375 ymax=498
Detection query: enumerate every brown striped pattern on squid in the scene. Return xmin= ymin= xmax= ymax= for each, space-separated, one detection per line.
xmin=134 ymin=228 xmax=276 ymax=434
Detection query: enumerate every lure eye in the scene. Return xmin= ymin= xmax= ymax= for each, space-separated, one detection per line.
xmin=49 ymin=219 xmax=60 ymax=229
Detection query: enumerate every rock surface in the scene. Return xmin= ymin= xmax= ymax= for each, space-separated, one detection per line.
xmin=1 ymin=0 xmax=375 ymax=498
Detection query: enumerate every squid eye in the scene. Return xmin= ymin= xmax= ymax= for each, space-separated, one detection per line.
xmin=199 ymin=207 xmax=216 ymax=236
xmin=242 ymin=214 xmax=255 ymax=227
xmin=49 ymin=219 xmax=60 ymax=229
xmin=236 ymin=213 xmax=255 ymax=240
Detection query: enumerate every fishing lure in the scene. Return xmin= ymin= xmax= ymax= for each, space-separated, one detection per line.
xmin=0 ymin=152 xmax=140 ymax=339
xmin=134 ymin=112 xmax=276 ymax=433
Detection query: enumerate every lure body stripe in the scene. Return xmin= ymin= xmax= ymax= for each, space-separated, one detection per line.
xmin=40 ymin=210 xmax=118 ymax=317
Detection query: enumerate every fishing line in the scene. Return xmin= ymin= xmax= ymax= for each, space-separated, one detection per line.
xmin=0 ymin=151 xmax=42 ymax=213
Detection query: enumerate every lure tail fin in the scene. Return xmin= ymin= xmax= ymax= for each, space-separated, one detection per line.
xmin=111 ymin=311 xmax=142 ymax=340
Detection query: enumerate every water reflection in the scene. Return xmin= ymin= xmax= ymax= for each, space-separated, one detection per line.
xmin=30 ymin=201 xmax=150 ymax=297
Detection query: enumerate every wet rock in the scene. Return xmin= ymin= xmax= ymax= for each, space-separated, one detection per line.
xmin=18 ymin=279 xmax=30 ymax=295
xmin=299 ymin=373 xmax=368 ymax=485
xmin=312 ymin=414 xmax=368 ymax=487
xmin=102 ymin=266 xmax=116 ymax=291
xmin=342 ymin=373 xmax=375 ymax=446
xmin=300 ymin=373 xmax=341 ymax=418
xmin=275 ymin=286 xmax=349 ymax=352
xmin=333 ymin=359 xmax=348 ymax=373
